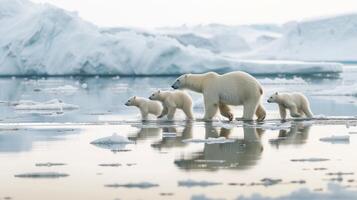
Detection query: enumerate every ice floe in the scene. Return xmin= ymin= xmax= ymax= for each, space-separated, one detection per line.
xmin=14 ymin=172 xmax=69 ymax=178
xmin=35 ymin=162 xmax=66 ymax=167
xmin=90 ymin=133 xmax=134 ymax=145
xmin=290 ymin=158 xmax=330 ymax=162
xmin=104 ymin=182 xmax=159 ymax=189
xmin=13 ymin=99 xmax=79 ymax=110
xmin=319 ymin=135 xmax=350 ymax=144
xmin=178 ymin=179 xmax=222 ymax=187
xmin=182 ymin=137 xmax=235 ymax=144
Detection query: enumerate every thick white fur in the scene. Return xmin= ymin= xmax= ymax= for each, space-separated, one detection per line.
xmin=172 ymin=71 xmax=266 ymax=121
xmin=267 ymin=92 xmax=313 ymax=120
xmin=125 ymin=96 xmax=162 ymax=120
xmin=149 ymin=90 xmax=193 ymax=120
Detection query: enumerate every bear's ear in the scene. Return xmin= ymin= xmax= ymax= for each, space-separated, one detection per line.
xmin=134 ymin=96 xmax=136 ymax=99
xmin=184 ymin=74 xmax=188 ymax=78
xmin=158 ymin=90 xmax=160 ymax=93
xmin=275 ymin=92 xmax=279 ymax=95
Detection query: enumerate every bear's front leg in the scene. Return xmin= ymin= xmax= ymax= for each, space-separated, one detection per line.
xmin=219 ymin=103 xmax=233 ymax=121
xmin=279 ymin=105 xmax=287 ymax=120
xmin=140 ymin=110 xmax=149 ymax=121
xmin=202 ymin=94 xmax=219 ymax=121
xmin=167 ymin=107 xmax=177 ymax=120
xmin=158 ymin=106 xmax=168 ymax=118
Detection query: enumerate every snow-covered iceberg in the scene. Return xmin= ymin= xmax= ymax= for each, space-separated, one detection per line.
xmin=0 ymin=0 xmax=343 ymax=76
xmin=250 ymin=14 xmax=357 ymax=61
xmin=13 ymin=99 xmax=79 ymax=110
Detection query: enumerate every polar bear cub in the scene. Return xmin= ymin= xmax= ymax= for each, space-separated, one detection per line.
xmin=125 ymin=96 xmax=162 ymax=120
xmin=267 ymin=92 xmax=313 ymax=120
xmin=149 ymin=90 xmax=193 ymax=120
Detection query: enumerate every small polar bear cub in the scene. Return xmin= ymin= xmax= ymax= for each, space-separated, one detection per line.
xmin=149 ymin=90 xmax=193 ymax=120
xmin=125 ymin=96 xmax=162 ymax=120
xmin=267 ymin=92 xmax=313 ymax=120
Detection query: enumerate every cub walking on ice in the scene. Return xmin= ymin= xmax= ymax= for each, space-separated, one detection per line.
xmin=125 ymin=96 xmax=162 ymax=120
xmin=267 ymin=92 xmax=313 ymax=120
xmin=149 ymin=90 xmax=193 ymax=120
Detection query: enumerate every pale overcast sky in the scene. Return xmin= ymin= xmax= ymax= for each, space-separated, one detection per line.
xmin=32 ymin=0 xmax=357 ymax=28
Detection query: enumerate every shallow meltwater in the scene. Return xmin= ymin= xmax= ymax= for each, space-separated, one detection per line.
xmin=0 ymin=120 xmax=357 ymax=200
xmin=1 ymin=67 xmax=357 ymax=199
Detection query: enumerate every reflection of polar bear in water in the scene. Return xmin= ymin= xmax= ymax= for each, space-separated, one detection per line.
xmin=171 ymin=72 xmax=266 ymax=121
xmin=269 ymin=122 xmax=311 ymax=147
xmin=151 ymin=122 xmax=193 ymax=149
xmin=267 ymin=92 xmax=313 ymax=120
xmin=174 ymin=124 xmax=264 ymax=170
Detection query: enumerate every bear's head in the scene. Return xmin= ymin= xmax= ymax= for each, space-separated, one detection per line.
xmin=267 ymin=92 xmax=280 ymax=103
xmin=125 ymin=96 xmax=137 ymax=106
xmin=149 ymin=90 xmax=161 ymax=100
xmin=171 ymin=74 xmax=189 ymax=89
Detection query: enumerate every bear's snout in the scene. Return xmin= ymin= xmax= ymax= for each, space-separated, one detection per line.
xmin=125 ymin=102 xmax=129 ymax=106
xmin=149 ymin=96 xmax=152 ymax=100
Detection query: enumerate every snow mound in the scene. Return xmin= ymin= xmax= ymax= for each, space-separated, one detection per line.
xmin=319 ymin=135 xmax=350 ymax=144
xmin=13 ymin=99 xmax=79 ymax=110
xmin=252 ymin=14 xmax=357 ymax=61
xmin=0 ymin=0 xmax=343 ymax=75
xmin=14 ymin=172 xmax=69 ymax=178
xmin=182 ymin=137 xmax=235 ymax=144
xmin=90 ymin=133 xmax=134 ymax=145
xmin=178 ymin=179 xmax=222 ymax=187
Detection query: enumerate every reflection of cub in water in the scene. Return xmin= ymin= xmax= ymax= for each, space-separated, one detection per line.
xmin=151 ymin=123 xmax=193 ymax=149
xmin=174 ymin=124 xmax=264 ymax=170
xmin=128 ymin=127 xmax=161 ymax=141
xmin=269 ymin=123 xmax=311 ymax=147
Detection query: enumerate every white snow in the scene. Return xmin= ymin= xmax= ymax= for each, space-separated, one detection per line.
xmin=319 ymin=135 xmax=350 ymax=144
xmin=90 ymin=133 xmax=134 ymax=145
xmin=250 ymin=14 xmax=357 ymax=61
xmin=313 ymin=84 xmax=357 ymax=97
xmin=182 ymin=137 xmax=235 ymax=144
xmin=0 ymin=0 xmax=343 ymax=75
xmin=245 ymin=122 xmax=292 ymax=131
xmin=13 ymin=99 xmax=79 ymax=110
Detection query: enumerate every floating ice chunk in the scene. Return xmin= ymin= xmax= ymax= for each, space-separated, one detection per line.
xmin=162 ymin=132 xmax=177 ymax=138
xmin=182 ymin=137 xmax=235 ymax=144
xmin=14 ymin=172 xmax=69 ymax=178
xmin=260 ymin=178 xmax=282 ymax=186
xmin=259 ymin=77 xmax=307 ymax=85
xmin=326 ymin=172 xmax=354 ymax=176
xmin=81 ymin=83 xmax=88 ymax=89
xmin=90 ymin=133 xmax=134 ymax=145
xmin=43 ymin=85 xmax=78 ymax=94
xmin=178 ymin=179 xmax=222 ymax=187
xmin=245 ymin=122 xmax=291 ymax=130
xmin=319 ymin=135 xmax=350 ymax=144
xmin=291 ymin=158 xmax=330 ymax=162
xmin=194 ymin=160 xmax=226 ymax=164
xmin=105 ymin=182 xmax=159 ymax=189
xmin=35 ymin=162 xmax=66 ymax=167
xmin=98 ymin=163 xmax=121 ymax=167
xmin=13 ymin=99 xmax=79 ymax=110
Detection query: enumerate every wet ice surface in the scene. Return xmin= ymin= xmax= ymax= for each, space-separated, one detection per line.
xmin=1 ymin=66 xmax=357 ymax=199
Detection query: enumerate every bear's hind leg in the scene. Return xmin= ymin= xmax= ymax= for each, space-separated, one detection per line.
xmin=255 ymin=103 xmax=266 ymax=121
xmin=302 ymin=105 xmax=314 ymax=118
xmin=289 ymin=105 xmax=301 ymax=118
xmin=219 ymin=103 xmax=233 ymax=121
xmin=242 ymin=102 xmax=257 ymax=121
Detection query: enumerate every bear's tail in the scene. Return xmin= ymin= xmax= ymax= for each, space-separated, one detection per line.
xmin=255 ymin=103 xmax=266 ymax=121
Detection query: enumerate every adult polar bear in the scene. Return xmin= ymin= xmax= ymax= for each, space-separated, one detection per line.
xmin=171 ymin=71 xmax=266 ymax=121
